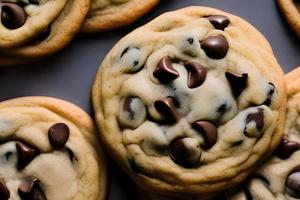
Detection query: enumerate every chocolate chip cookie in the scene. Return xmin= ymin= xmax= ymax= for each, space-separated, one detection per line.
xmin=81 ymin=0 xmax=159 ymax=33
xmin=92 ymin=6 xmax=286 ymax=199
xmin=224 ymin=67 xmax=300 ymax=200
xmin=0 ymin=0 xmax=90 ymax=66
xmin=0 ymin=97 xmax=107 ymax=200
xmin=278 ymin=0 xmax=300 ymax=37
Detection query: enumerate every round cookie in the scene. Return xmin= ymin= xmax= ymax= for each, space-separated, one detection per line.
xmin=0 ymin=0 xmax=90 ymax=67
xmin=0 ymin=97 xmax=107 ymax=200
xmin=81 ymin=0 xmax=159 ymax=33
xmin=277 ymin=0 xmax=300 ymax=37
xmin=92 ymin=6 xmax=286 ymax=199
xmin=224 ymin=67 xmax=300 ymax=200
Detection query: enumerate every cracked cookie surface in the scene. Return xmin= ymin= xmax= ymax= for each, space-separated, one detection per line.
xmin=0 ymin=0 xmax=90 ymax=66
xmin=92 ymin=6 xmax=286 ymax=199
xmin=0 ymin=97 xmax=107 ymax=200
xmin=223 ymin=67 xmax=300 ymax=200
xmin=82 ymin=0 xmax=159 ymax=33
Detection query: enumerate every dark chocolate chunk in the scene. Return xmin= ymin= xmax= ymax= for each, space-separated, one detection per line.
xmin=286 ymin=171 xmax=300 ymax=198
xmin=184 ymin=61 xmax=207 ymax=89
xmin=201 ymin=35 xmax=229 ymax=59
xmin=48 ymin=123 xmax=70 ymax=148
xmin=169 ymin=138 xmax=201 ymax=168
xmin=276 ymin=136 xmax=300 ymax=159
xmin=16 ymin=142 xmax=39 ymax=170
xmin=18 ymin=177 xmax=46 ymax=200
xmin=0 ymin=178 xmax=10 ymax=200
xmin=262 ymin=82 xmax=275 ymax=106
xmin=205 ymin=15 xmax=230 ymax=30
xmin=154 ymin=97 xmax=180 ymax=124
xmin=1 ymin=3 xmax=27 ymax=29
xmin=225 ymin=71 xmax=248 ymax=96
xmin=153 ymin=56 xmax=179 ymax=83
xmin=192 ymin=121 xmax=218 ymax=150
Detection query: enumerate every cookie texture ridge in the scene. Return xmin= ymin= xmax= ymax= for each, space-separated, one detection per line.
xmin=0 ymin=0 xmax=90 ymax=66
xmin=81 ymin=0 xmax=159 ymax=33
xmin=223 ymin=67 xmax=300 ymax=200
xmin=92 ymin=6 xmax=286 ymax=199
xmin=0 ymin=96 xmax=107 ymax=200
xmin=278 ymin=0 xmax=300 ymax=37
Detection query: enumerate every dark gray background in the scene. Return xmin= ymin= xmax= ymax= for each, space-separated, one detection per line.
xmin=0 ymin=0 xmax=299 ymax=199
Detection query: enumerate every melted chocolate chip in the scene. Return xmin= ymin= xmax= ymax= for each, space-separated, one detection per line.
xmin=205 ymin=15 xmax=230 ymax=30
xmin=18 ymin=178 xmax=46 ymax=200
xmin=1 ymin=3 xmax=27 ymax=29
xmin=286 ymin=171 xmax=300 ymax=198
xmin=48 ymin=123 xmax=70 ymax=148
xmin=124 ymin=97 xmax=135 ymax=120
xmin=245 ymin=108 xmax=264 ymax=130
xmin=0 ymin=179 xmax=10 ymax=200
xmin=192 ymin=121 xmax=218 ymax=150
xmin=169 ymin=138 xmax=201 ymax=168
xmin=262 ymin=82 xmax=275 ymax=106
xmin=201 ymin=35 xmax=229 ymax=59
xmin=16 ymin=142 xmax=39 ymax=170
xmin=244 ymin=108 xmax=264 ymax=137
xmin=184 ymin=61 xmax=207 ymax=89
xmin=153 ymin=56 xmax=179 ymax=83
xmin=276 ymin=136 xmax=300 ymax=159
xmin=154 ymin=97 xmax=180 ymax=124
xmin=225 ymin=72 xmax=248 ymax=96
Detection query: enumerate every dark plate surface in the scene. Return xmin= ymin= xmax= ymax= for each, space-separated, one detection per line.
xmin=0 ymin=0 xmax=299 ymax=199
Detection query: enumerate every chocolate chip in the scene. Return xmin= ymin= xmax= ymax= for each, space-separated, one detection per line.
xmin=244 ymin=108 xmax=264 ymax=137
xmin=0 ymin=179 xmax=10 ymax=200
xmin=29 ymin=0 xmax=39 ymax=5
xmin=276 ymin=136 xmax=300 ymax=159
xmin=153 ymin=56 xmax=179 ymax=83
xmin=201 ymin=35 xmax=229 ymax=59
xmin=169 ymin=138 xmax=201 ymax=168
xmin=124 ymin=97 xmax=135 ymax=120
xmin=225 ymin=71 xmax=248 ymax=96
xmin=1 ymin=3 xmax=27 ymax=29
xmin=187 ymin=38 xmax=194 ymax=44
xmin=192 ymin=121 xmax=218 ymax=150
xmin=18 ymin=177 xmax=46 ymax=200
xmin=286 ymin=171 xmax=300 ymax=198
xmin=16 ymin=142 xmax=39 ymax=170
xmin=262 ymin=82 xmax=275 ymax=106
xmin=154 ymin=97 xmax=180 ymax=124
xmin=205 ymin=15 xmax=230 ymax=30
xmin=184 ymin=61 xmax=207 ymax=89
xmin=246 ymin=108 xmax=264 ymax=130
xmin=48 ymin=123 xmax=70 ymax=148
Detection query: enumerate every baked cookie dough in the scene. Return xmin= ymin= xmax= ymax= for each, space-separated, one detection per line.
xmin=92 ymin=6 xmax=286 ymax=199
xmin=81 ymin=0 xmax=159 ymax=33
xmin=278 ymin=0 xmax=300 ymax=37
xmin=0 ymin=0 xmax=90 ymax=66
xmin=224 ymin=67 xmax=300 ymax=200
xmin=0 ymin=97 xmax=107 ymax=200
